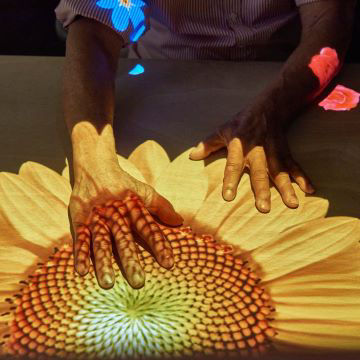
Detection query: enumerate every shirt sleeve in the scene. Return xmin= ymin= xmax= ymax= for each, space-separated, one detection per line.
xmin=54 ymin=0 xmax=150 ymax=46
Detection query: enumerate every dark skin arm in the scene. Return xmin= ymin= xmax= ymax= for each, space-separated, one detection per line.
xmin=190 ymin=0 xmax=356 ymax=212
xmin=254 ymin=0 xmax=356 ymax=123
xmin=63 ymin=17 xmax=182 ymax=290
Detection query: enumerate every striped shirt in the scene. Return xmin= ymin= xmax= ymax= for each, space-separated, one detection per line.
xmin=55 ymin=0 xmax=321 ymax=61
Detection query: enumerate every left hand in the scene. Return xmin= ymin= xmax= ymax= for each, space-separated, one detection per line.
xmin=189 ymin=110 xmax=315 ymax=213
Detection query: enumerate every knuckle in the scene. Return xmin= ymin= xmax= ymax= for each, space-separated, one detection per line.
xmin=225 ymin=162 xmax=242 ymax=173
xmin=278 ymin=182 xmax=293 ymax=193
xmin=251 ymin=169 xmax=268 ymax=182
xmin=275 ymin=172 xmax=290 ymax=182
xmin=251 ymin=146 xmax=265 ymax=156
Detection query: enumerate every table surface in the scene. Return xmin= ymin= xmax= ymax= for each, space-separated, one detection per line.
xmin=0 ymin=55 xmax=359 ymax=219
xmin=1 ymin=56 xmax=360 ymax=360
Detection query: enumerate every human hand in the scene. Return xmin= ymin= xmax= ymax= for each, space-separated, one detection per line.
xmin=68 ymin=160 xmax=183 ymax=290
xmin=189 ymin=110 xmax=315 ymax=213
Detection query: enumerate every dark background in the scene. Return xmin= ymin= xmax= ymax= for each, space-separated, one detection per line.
xmin=1 ymin=0 xmax=360 ymax=61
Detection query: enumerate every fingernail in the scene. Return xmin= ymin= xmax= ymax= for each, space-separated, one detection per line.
xmin=224 ymin=189 xmax=233 ymax=201
xmin=132 ymin=273 xmax=145 ymax=289
xmin=288 ymin=195 xmax=298 ymax=206
xmin=257 ymin=200 xmax=270 ymax=213
xmin=75 ymin=262 xmax=88 ymax=276
xmin=102 ymin=273 xmax=114 ymax=288
xmin=189 ymin=151 xmax=197 ymax=160
xmin=189 ymin=143 xmax=203 ymax=158
xmin=160 ymin=249 xmax=174 ymax=268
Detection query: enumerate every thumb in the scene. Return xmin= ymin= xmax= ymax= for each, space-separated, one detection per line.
xmin=189 ymin=132 xmax=224 ymax=160
xmin=141 ymin=185 xmax=184 ymax=226
xmin=153 ymin=193 xmax=184 ymax=226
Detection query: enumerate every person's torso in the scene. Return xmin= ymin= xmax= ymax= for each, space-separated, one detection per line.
xmin=128 ymin=0 xmax=302 ymax=61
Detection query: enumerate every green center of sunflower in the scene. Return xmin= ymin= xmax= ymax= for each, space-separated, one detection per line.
xmin=2 ymin=226 xmax=276 ymax=359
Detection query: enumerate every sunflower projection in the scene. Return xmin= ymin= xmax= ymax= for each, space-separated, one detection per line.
xmin=0 ymin=141 xmax=359 ymax=358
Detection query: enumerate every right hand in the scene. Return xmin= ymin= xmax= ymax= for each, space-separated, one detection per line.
xmin=68 ymin=160 xmax=184 ymax=290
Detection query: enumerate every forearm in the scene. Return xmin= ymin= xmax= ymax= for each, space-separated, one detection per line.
xmin=62 ymin=18 xmax=123 ymax=173
xmin=248 ymin=1 xmax=356 ymax=127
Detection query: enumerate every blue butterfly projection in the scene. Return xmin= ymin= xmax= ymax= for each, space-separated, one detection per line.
xmin=96 ymin=0 xmax=147 ymax=42
xmin=129 ymin=64 xmax=145 ymax=75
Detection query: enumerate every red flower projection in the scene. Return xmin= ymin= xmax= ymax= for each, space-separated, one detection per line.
xmin=308 ymin=47 xmax=340 ymax=87
xmin=319 ymin=85 xmax=360 ymax=111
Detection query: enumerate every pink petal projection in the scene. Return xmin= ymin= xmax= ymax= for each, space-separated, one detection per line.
xmin=309 ymin=47 xmax=340 ymax=87
xmin=319 ymin=85 xmax=360 ymax=111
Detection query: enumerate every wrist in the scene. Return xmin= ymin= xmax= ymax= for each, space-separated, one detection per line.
xmin=71 ymin=121 xmax=119 ymax=172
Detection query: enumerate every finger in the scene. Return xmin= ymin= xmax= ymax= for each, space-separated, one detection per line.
xmin=111 ymin=214 xmax=146 ymax=289
xmin=90 ymin=214 xmax=115 ymax=289
xmin=285 ymin=158 xmax=316 ymax=194
xmin=73 ymin=224 xmax=91 ymax=276
xmin=189 ymin=131 xmax=224 ymax=160
xmin=247 ymin=147 xmax=271 ymax=213
xmin=95 ymin=200 xmax=146 ymax=288
xmin=275 ymin=135 xmax=316 ymax=195
xmin=125 ymin=195 xmax=174 ymax=269
xmin=267 ymin=155 xmax=299 ymax=209
xmin=222 ymin=137 xmax=245 ymax=201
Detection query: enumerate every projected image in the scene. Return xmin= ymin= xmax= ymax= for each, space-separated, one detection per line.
xmin=0 ymin=141 xmax=359 ymax=358
xmin=96 ymin=0 xmax=146 ymax=42
xmin=308 ymin=47 xmax=340 ymax=87
xmin=129 ymin=64 xmax=145 ymax=75
xmin=319 ymin=84 xmax=360 ymax=111
xmin=308 ymin=47 xmax=359 ymax=111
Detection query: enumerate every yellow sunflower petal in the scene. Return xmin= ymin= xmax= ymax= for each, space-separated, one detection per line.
xmin=0 ymin=211 xmax=60 ymax=266
xmin=264 ymin=237 xmax=360 ymax=330
xmin=271 ymin=273 xmax=360 ymax=297
xmin=272 ymin=275 xmax=360 ymax=323
xmin=0 ymin=314 xmax=11 ymax=328
xmin=0 ymin=274 xmax=24 ymax=293
xmin=18 ymin=162 xmax=71 ymax=205
xmin=274 ymin=321 xmax=360 ymax=350
xmin=61 ymin=158 xmax=70 ymax=181
xmin=203 ymin=158 xmax=227 ymax=198
xmin=116 ymin=154 xmax=146 ymax=183
xmin=275 ymin=300 xmax=360 ymax=323
xmin=268 ymin=239 xmax=360 ymax=292
xmin=0 ymin=324 xmax=11 ymax=353
xmin=0 ymin=248 xmax=39 ymax=338
xmin=193 ymin=174 xmax=328 ymax=250
xmin=0 ymin=173 xmax=70 ymax=250
xmin=250 ymin=217 xmax=359 ymax=282
xmin=154 ymin=149 xmax=207 ymax=223
xmin=0 ymin=247 xmax=37 ymax=275
xmin=128 ymin=141 xmax=170 ymax=187
xmin=191 ymin=173 xmax=253 ymax=237
xmin=217 ymin=189 xmax=328 ymax=252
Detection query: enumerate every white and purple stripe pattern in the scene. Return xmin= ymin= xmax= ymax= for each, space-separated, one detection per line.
xmin=55 ymin=0 xmax=322 ymax=61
